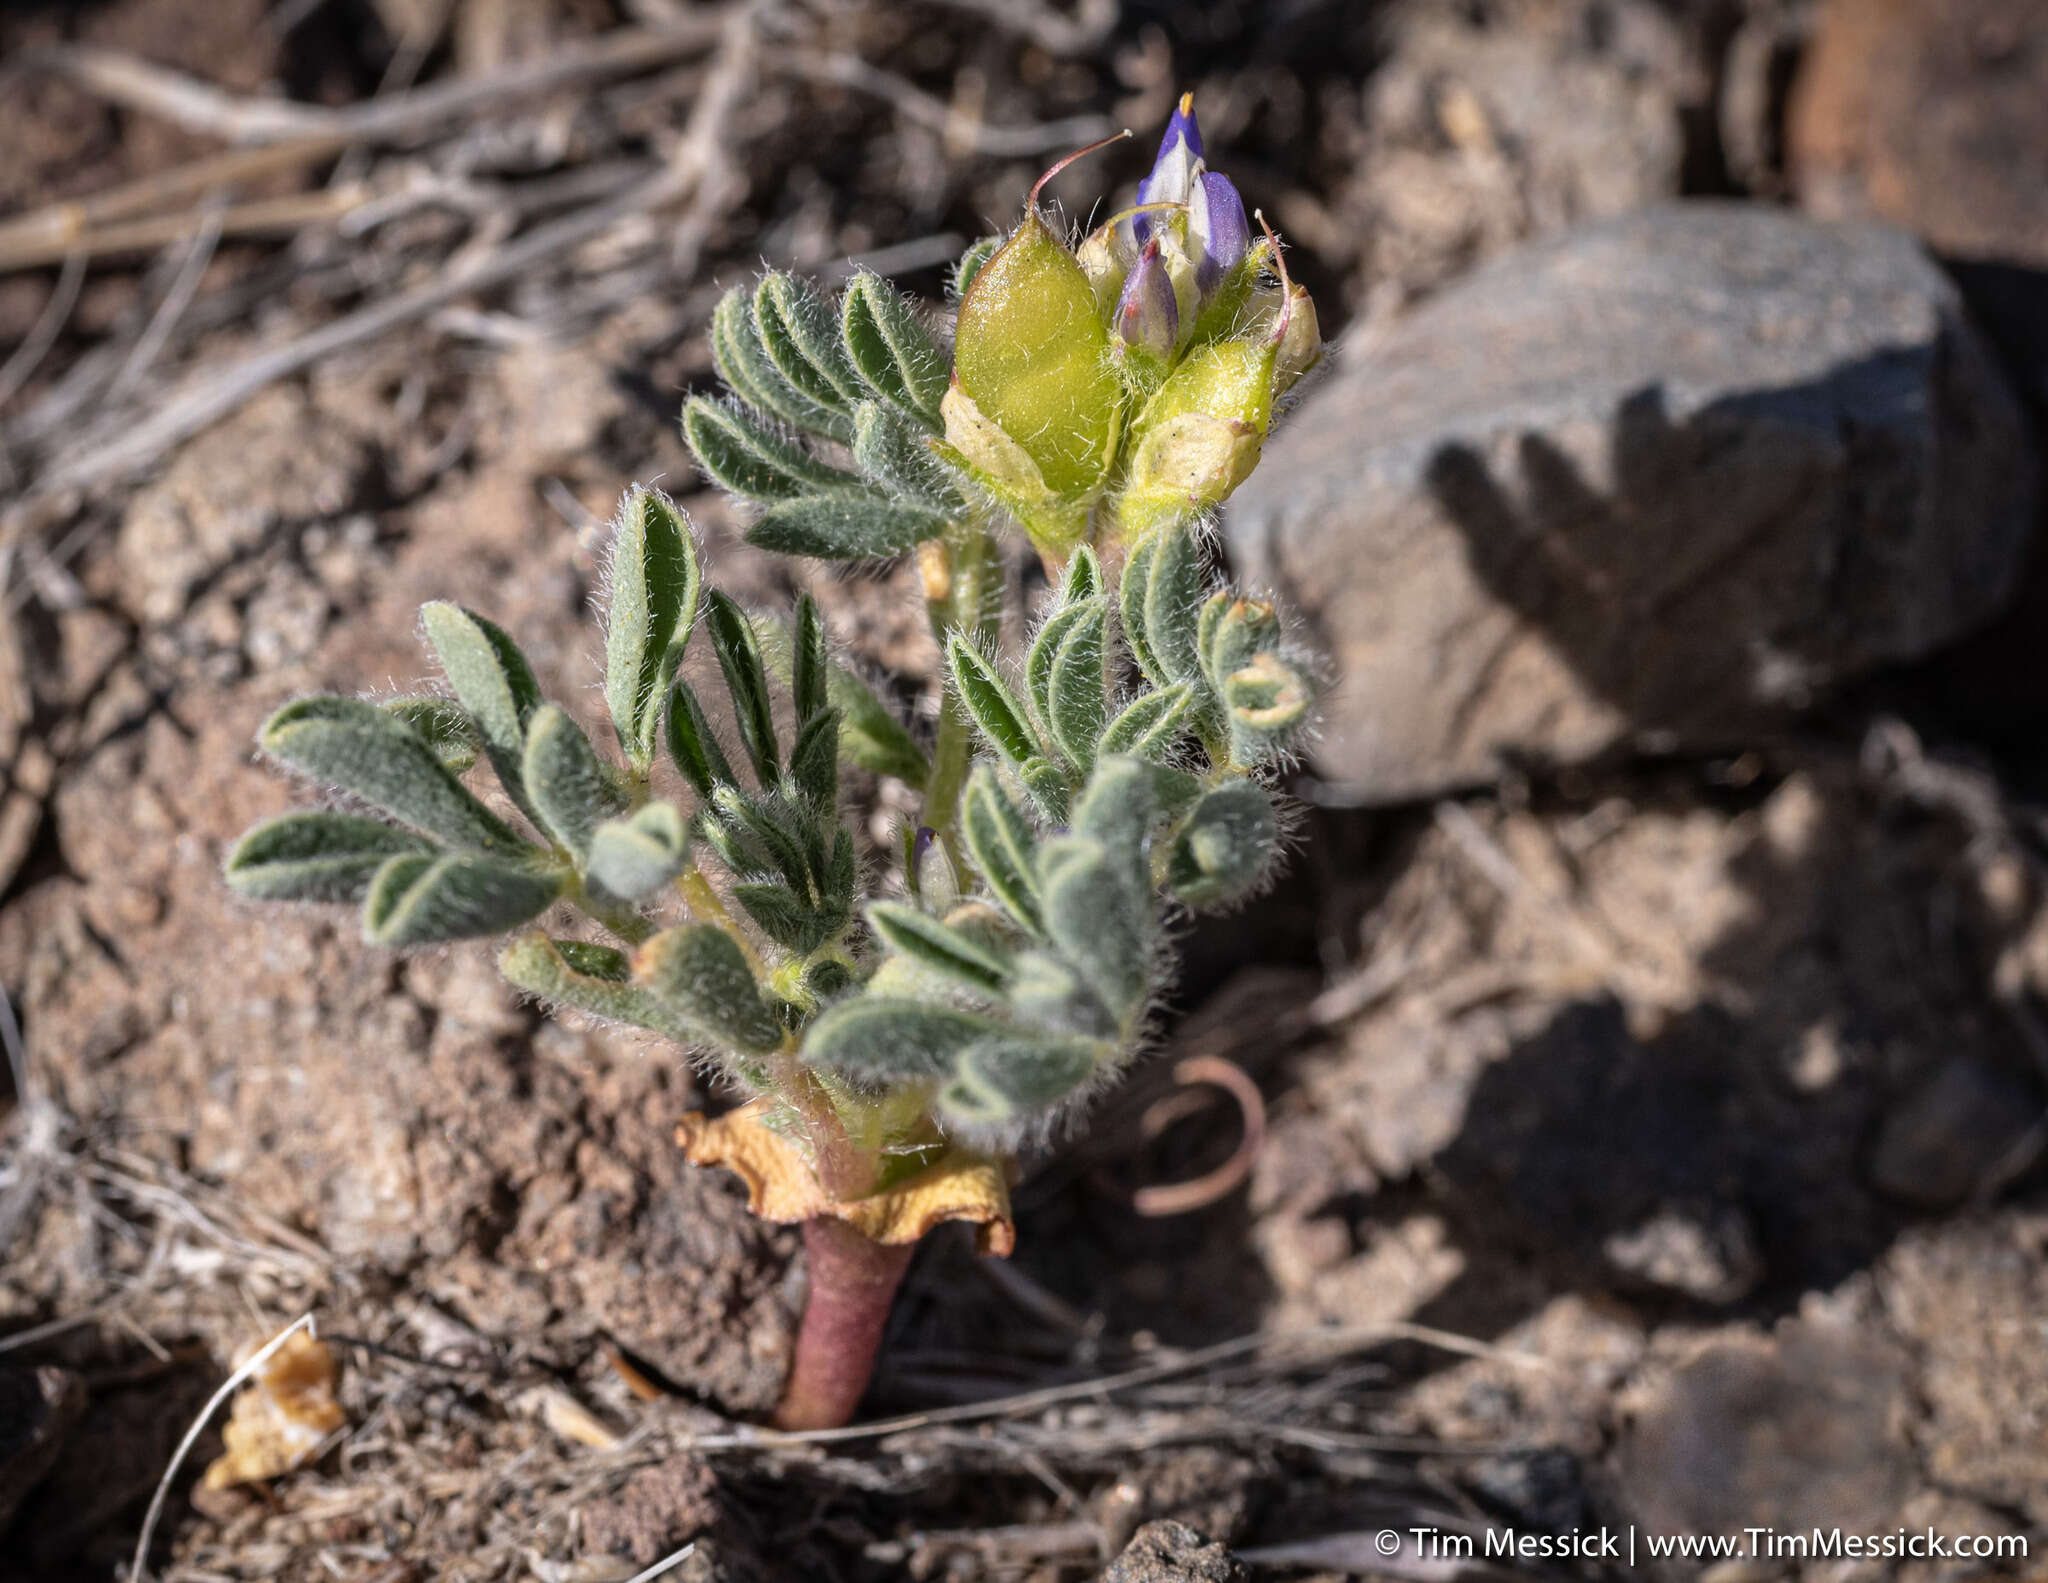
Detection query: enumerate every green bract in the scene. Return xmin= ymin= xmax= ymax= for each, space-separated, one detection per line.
xmin=226 ymin=92 xmax=1317 ymax=1214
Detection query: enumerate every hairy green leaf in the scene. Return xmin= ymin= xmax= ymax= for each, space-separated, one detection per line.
xmin=362 ymin=851 xmax=562 ymax=945
xmin=383 ymin=696 xmax=481 ymax=775
xmin=946 ymin=634 xmax=1038 ymax=765
xmin=1099 ymin=682 xmax=1196 ymax=760
xmin=500 ymin=932 xmax=700 ymax=1043
xmin=586 ymin=800 xmax=689 ymax=901
xmin=1005 ymin=950 xmax=1116 ymax=1039
xmin=704 ymin=591 xmax=778 ymax=784
xmin=792 ymin=593 xmax=828 ymax=725
xmin=711 ymin=786 xmax=812 ymax=893
xmin=711 ymin=285 xmax=851 ymax=442
xmin=1016 ymin=756 xmax=1070 ymax=825
xmin=1043 ymin=604 xmax=1106 ymax=772
xmin=225 ymin=812 xmax=435 ymax=904
xmin=842 ymin=270 xmax=949 ymax=426
xmin=523 ymin=704 xmax=624 ymax=865
xmin=682 ymin=396 xmax=863 ymax=503
xmin=868 ymin=901 xmax=1012 ymax=993
xmin=951 ymin=236 xmax=1001 ymax=302
xmin=605 ymin=487 xmax=701 ymax=770
xmin=260 ymin=696 xmax=525 ymax=854
xmin=1141 ymin=526 xmax=1207 ymax=686
xmin=786 ymin=708 xmax=840 ymax=813
xmin=746 ymin=495 xmax=947 ymax=560
xmin=664 ymin=678 xmax=736 ymax=801
xmin=1167 ymin=777 xmax=1279 ymax=908
xmin=802 ymin=996 xmax=998 ymax=1082
xmin=633 ymin=922 xmax=783 ymax=1053
xmin=1059 ymin=543 xmax=1101 ymax=607
xmin=851 ymin=400 xmax=960 ymax=512
xmin=756 ymin=273 xmax=864 ymax=417
xmin=941 ymin=1034 xmax=1102 ymax=1122
xmin=419 ymin=602 xmax=542 ymax=788
xmin=731 ymin=881 xmax=840 ymax=954
xmin=961 ymin=766 xmax=1042 ymax=935
xmin=1118 ymin=532 xmax=1166 ymax=687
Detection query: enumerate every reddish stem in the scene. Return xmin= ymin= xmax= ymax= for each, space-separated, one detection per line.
xmin=772 ymin=1217 xmax=915 ymax=1430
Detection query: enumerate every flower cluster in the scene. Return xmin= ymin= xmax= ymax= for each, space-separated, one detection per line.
xmin=942 ymin=94 xmax=1321 ymax=550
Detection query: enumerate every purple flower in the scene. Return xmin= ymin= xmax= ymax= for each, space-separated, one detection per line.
xmin=1188 ymin=168 xmax=1250 ymax=294
xmin=1135 ymin=91 xmax=1203 ymax=244
xmin=1115 ymin=239 xmax=1180 ymax=357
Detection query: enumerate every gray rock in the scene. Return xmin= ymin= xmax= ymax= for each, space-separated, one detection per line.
xmin=1228 ymin=202 xmax=2038 ymax=803
xmin=1868 ymin=1056 xmax=2040 ymax=1209
xmin=1613 ymin=1321 xmax=1916 ymax=1538
xmin=1101 ymin=1521 xmax=1247 ymax=1583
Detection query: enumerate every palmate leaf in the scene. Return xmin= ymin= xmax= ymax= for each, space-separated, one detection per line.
xmin=362 ymin=851 xmax=562 ymax=946
xmin=225 ymin=812 xmax=435 ymax=904
xmin=634 ymin=923 xmax=783 ymax=1054
xmin=746 ymin=495 xmax=947 ymax=560
xmin=260 ymin=696 xmax=526 ymax=855
xmin=500 ymin=932 xmax=699 ymax=1044
xmin=1025 ymin=600 xmax=1106 ymax=773
xmin=841 ymin=270 xmax=949 ymax=427
xmin=605 ymin=487 xmax=701 ymax=771
xmin=682 ymin=397 xmax=863 ymax=503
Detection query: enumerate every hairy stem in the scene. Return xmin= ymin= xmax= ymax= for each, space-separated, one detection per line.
xmin=774 ymin=1216 xmax=915 ymax=1430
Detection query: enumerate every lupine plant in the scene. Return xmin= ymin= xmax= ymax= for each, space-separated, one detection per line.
xmin=225 ymin=95 xmax=1319 ymax=1430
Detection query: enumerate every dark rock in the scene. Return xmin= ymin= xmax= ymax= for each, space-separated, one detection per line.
xmin=0 ymin=1365 xmax=84 ymax=1533
xmin=1789 ymin=0 xmax=2048 ymax=268
xmin=1101 ymin=1520 xmax=1248 ymax=1583
xmin=1867 ymin=1056 xmax=2040 ymax=1209
xmin=1466 ymin=1447 xmax=1588 ymax=1535
xmin=1228 ymin=202 xmax=2037 ymax=802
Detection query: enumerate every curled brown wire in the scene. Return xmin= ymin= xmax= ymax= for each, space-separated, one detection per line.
xmin=1126 ymin=1054 xmax=1268 ymax=1218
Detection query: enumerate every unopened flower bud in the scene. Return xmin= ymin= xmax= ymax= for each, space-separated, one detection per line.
xmin=1114 ymin=238 xmax=1180 ymax=361
xmin=1135 ymin=92 xmax=1203 ymax=244
xmin=1188 ymin=169 xmax=1250 ymax=295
